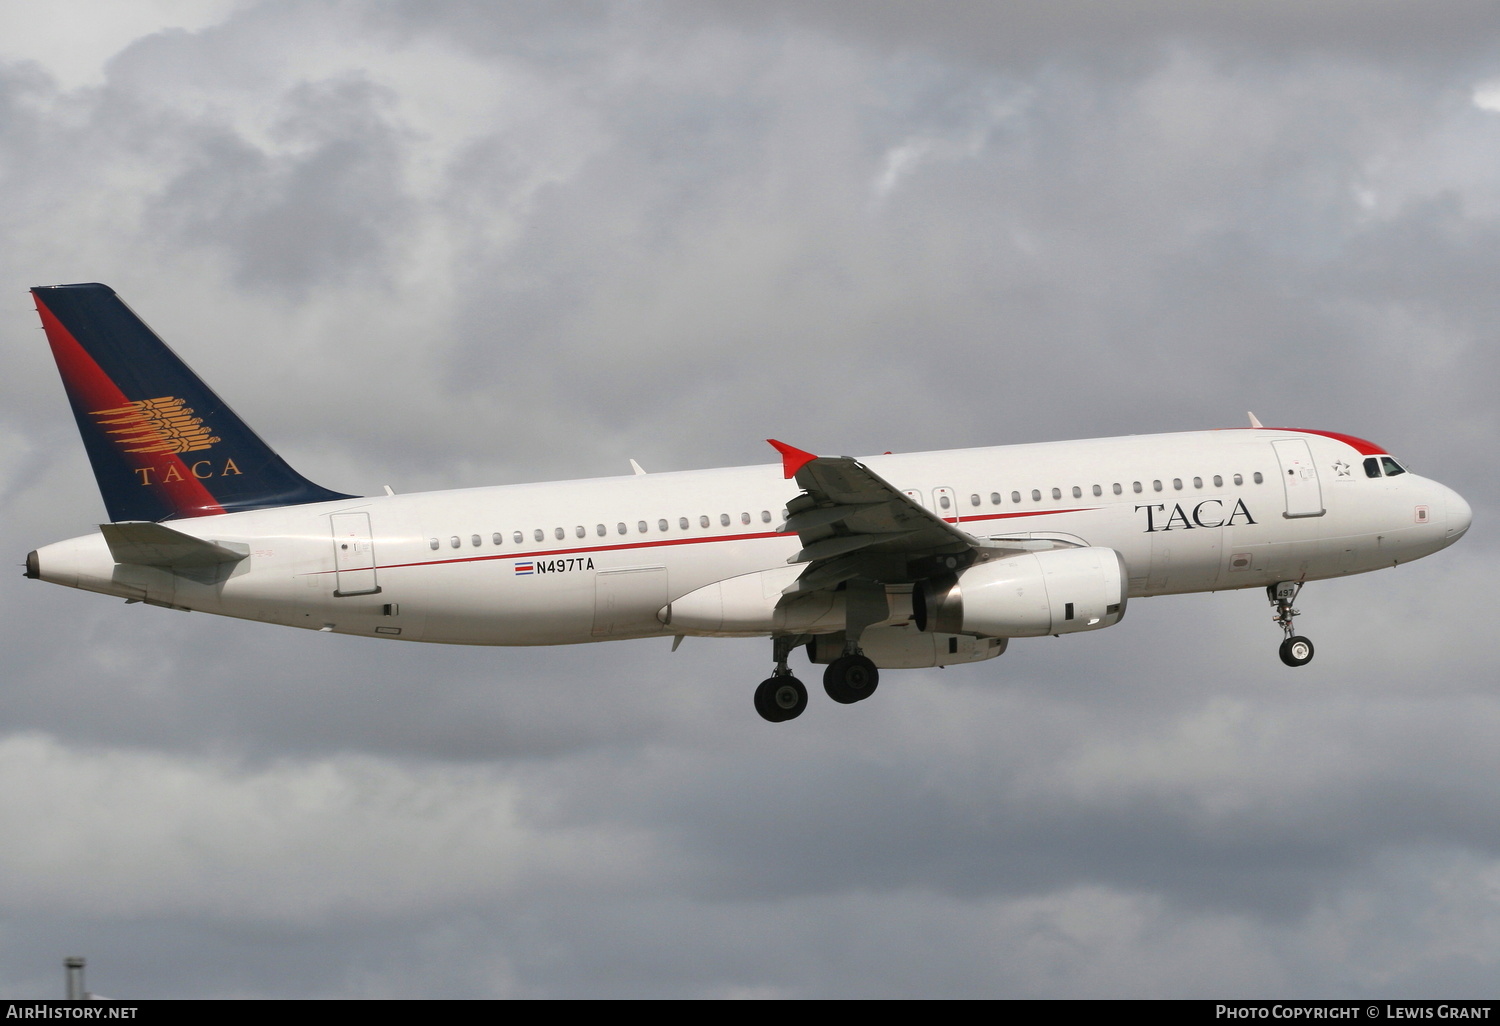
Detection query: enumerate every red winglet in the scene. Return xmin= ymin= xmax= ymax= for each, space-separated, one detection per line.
xmin=767 ymin=439 xmax=818 ymax=479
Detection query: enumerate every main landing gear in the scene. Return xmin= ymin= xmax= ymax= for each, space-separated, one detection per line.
xmin=754 ymin=674 xmax=807 ymax=722
xmin=755 ymin=634 xmax=808 ymax=723
xmin=1268 ymin=581 xmax=1315 ymax=667
xmin=823 ymin=653 xmax=879 ymax=705
xmin=754 ymin=636 xmax=880 ymax=722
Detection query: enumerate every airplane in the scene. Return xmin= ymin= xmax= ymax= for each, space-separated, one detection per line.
xmin=23 ymin=283 xmax=1473 ymax=722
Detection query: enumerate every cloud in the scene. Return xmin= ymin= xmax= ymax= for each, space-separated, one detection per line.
xmin=0 ymin=0 xmax=1496 ymax=998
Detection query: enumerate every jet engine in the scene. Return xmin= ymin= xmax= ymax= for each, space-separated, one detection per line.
xmin=913 ymin=546 xmax=1128 ymax=638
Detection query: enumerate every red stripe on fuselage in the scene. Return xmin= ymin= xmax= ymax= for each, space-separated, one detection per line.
xmin=319 ymin=506 xmax=1104 ymax=575
xmin=34 ymin=294 xmax=225 ymax=518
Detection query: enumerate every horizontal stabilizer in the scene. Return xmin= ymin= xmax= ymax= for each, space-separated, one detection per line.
xmin=101 ymin=521 xmax=249 ymax=568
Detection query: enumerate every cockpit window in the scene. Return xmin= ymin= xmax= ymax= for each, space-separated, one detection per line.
xmin=1382 ymin=456 xmax=1406 ymax=477
xmin=1364 ymin=457 xmax=1382 ymax=478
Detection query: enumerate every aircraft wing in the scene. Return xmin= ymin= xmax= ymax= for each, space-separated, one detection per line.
xmin=769 ymin=440 xmax=982 ymax=599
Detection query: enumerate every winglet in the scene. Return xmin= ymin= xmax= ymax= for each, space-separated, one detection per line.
xmin=767 ymin=439 xmax=818 ymax=479
xmin=1248 ymin=411 xmax=1264 ymax=428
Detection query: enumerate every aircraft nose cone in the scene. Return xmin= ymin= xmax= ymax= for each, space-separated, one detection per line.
xmin=1446 ymin=488 xmax=1472 ymax=542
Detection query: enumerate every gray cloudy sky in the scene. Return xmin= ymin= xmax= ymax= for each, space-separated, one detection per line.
xmin=1 ymin=0 xmax=1497 ymax=999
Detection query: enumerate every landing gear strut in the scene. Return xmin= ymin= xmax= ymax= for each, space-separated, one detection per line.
xmin=1268 ymin=581 xmax=1314 ymax=667
xmin=755 ymin=635 xmax=808 ymax=723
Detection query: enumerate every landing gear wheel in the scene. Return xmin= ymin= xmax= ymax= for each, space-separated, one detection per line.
xmin=754 ymin=675 xmax=807 ymax=722
xmin=1279 ymin=635 xmax=1314 ymax=667
xmin=823 ymin=655 xmax=879 ymax=705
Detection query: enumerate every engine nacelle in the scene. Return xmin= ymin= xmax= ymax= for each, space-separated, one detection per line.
xmin=914 ymin=546 xmax=1128 ymax=638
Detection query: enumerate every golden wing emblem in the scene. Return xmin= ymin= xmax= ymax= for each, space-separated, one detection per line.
xmin=90 ymin=397 xmax=220 ymax=454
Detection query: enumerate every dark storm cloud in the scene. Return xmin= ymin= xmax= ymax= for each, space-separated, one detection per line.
xmin=0 ymin=0 xmax=1496 ymax=999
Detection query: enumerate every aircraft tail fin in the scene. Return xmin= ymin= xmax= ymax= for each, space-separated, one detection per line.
xmin=31 ymin=283 xmax=354 ymax=522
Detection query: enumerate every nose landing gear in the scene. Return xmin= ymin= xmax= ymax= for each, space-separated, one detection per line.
xmin=1269 ymin=581 xmax=1314 ymax=667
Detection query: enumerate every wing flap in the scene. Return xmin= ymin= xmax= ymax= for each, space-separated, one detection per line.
xmin=772 ymin=445 xmax=983 ymax=606
xmin=780 ymin=553 xmax=868 ymax=598
xmin=783 ymin=501 xmax=883 ymax=534
xmin=790 ymin=529 xmax=922 ymax=565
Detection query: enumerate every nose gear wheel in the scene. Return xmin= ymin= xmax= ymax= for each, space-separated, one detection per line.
xmin=1279 ymin=635 xmax=1314 ymax=667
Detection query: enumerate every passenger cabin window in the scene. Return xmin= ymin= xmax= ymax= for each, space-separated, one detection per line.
xmin=1133 ymin=481 xmax=1143 ymax=494
xmin=574 ymin=526 xmax=584 ymax=539
xmin=1253 ymin=472 xmax=1264 ymax=484
xmin=493 ymin=532 xmax=503 ymax=545
xmin=741 ymin=512 xmax=751 ymax=524
xmin=554 ymin=527 xmax=565 ymax=540
xmin=1193 ymin=477 xmax=1203 ymax=489
xmin=679 ymin=517 xmax=689 ymax=530
xmin=429 ymin=538 xmax=439 ymax=551
xmin=658 ymin=519 xmax=669 ymax=532
xmin=1072 ymin=486 xmax=1082 ymax=499
xmin=451 ymin=536 xmax=461 ymax=549
xmin=1012 ymin=491 xmax=1021 ymax=503
xmin=991 ymin=492 xmax=1001 ymax=505
xmin=1213 ymin=475 xmax=1222 ymax=488
xmin=1112 ymin=483 xmax=1122 ymax=495
xmin=1233 ymin=474 xmax=1243 ymax=486
xmin=1031 ymin=489 xmax=1042 ymax=502
xmin=1173 ymin=478 xmax=1183 ymax=490
xmin=472 ymin=534 xmax=481 ymax=547
xmin=1051 ymin=488 xmax=1061 ymax=500
xmin=720 ymin=514 xmax=730 ymax=526
xmin=970 ymin=494 xmax=980 ymax=507
xmin=514 ymin=531 xmax=524 ymax=544
xmin=939 ymin=495 xmax=951 ymax=510
xmin=638 ymin=521 xmax=648 ymax=533
xmin=617 ymin=523 xmax=627 ymax=535
xmin=533 ymin=529 xmax=544 ymax=542
xmin=700 ymin=515 xmax=710 ymax=528
xmin=1382 ymin=457 xmax=1406 ymax=477
xmin=1153 ymin=480 xmax=1163 ymax=492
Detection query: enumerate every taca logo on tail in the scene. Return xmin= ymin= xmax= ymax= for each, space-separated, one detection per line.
xmin=32 ymin=283 xmax=352 ymax=521
xmin=91 ymin=396 xmax=220 ymax=454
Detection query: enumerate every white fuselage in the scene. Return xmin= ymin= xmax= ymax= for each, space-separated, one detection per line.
xmin=32 ymin=429 xmax=1470 ymax=649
